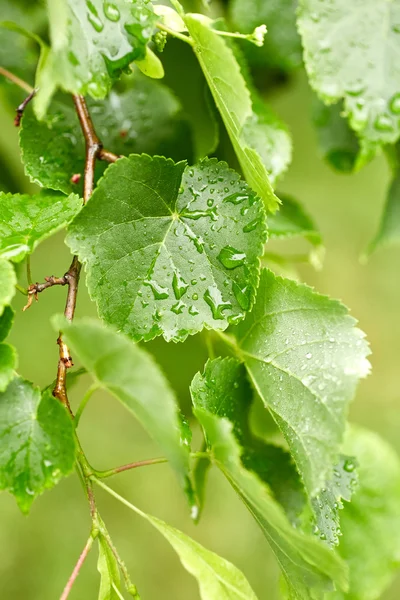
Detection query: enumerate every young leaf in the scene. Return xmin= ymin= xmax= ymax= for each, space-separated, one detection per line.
xmin=0 ymin=378 xmax=76 ymax=513
xmin=0 ymin=307 xmax=17 ymax=393
xmin=230 ymin=0 xmax=302 ymax=71
xmin=55 ymin=317 xmax=196 ymax=509
xmin=0 ymin=191 xmax=81 ymax=262
xmin=367 ymin=171 xmax=400 ymax=256
xmin=184 ymin=14 xmax=279 ymax=212
xmin=297 ymin=0 xmax=400 ymax=153
xmin=0 ymin=259 xmax=16 ymax=315
xmin=312 ymin=100 xmax=361 ymax=173
xmin=35 ymin=0 xmax=157 ymax=116
xmin=97 ymin=533 xmax=121 ymax=600
xmin=232 ymin=269 xmax=370 ymax=496
xmin=66 ymin=155 xmax=266 ymax=343
xmin=190 ymin=358 xmax=348 ymax=598
xmin=327 ymin=427 xmax=400 ymax=600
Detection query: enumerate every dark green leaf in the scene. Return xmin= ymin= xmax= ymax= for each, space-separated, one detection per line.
xmin=298 ymin=0 xmax=400 ymax=153
xmin=233 ymin=269 xmax=370 ymax=496
xmin=230 ymin=0 xmax=302 ymax=71
xmin=184 ymin=15 xmax=279 ymax=212
xmin=0 ymin=307 xmax=17 ymax=393
xmin=0 ymin=259 xmax=16 ymax=315
xmin=56 ymin=317 xmax=195 ymax=509
xmin=0 ymin=378 xmax=76 ymax=513
xmin=67 ymin=155 xmax=266 ymax=342
xmin=97 ymin=533 xmax=121 ymax=600
xmin=191 ymin=358 xmax=348 ymax=599
xmin=0 ymin=191 xmax=81 ymax=262
xmin=367 ymin=171 xmax=400 ymax=256
xmin=327 ymin=427 xmax=400 ymax=600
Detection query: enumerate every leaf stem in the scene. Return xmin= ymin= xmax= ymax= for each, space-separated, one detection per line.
xmin=0 ymin=66 xmax=33 ymax=93
xmin=15 ymin=283 xmax=28 ymax=296
xmin=94 ymin=457 xmax=168 ymax=479
xmin=75 ymin=383 xmax=100 ymax=426
xmin=26 ymin=255 xmax=32 ymax=285
xmin=59 ymin=533 xmax=96 ymax=600
xmin=156 ymin=22 xmax=194 ymax=46
xmin=93 ymin=479 xmax=146 ymax=518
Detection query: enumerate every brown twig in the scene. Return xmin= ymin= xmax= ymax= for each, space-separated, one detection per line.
xmin=94 ymin=457 xmax=168 ymax=479
xmin=59 ymin=534 xmax=95 ymax=600
xmin=22 ymin=275 xmax=69 ymax=311
xmin=98 ymin=148 xmax=120 ymax=163
xmin=14 ymin=88 xmax=37 ymax=126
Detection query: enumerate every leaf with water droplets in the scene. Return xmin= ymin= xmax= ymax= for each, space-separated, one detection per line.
xmin=0 ymin=259 xmax=16 ymax=316
xmin=184 ymin=14 xmax=279 ymax=211
xmin=298 ymin=0 xmax=400 ymax=153
xmin=21 ymin=75 xmax=190 ymax=195
xmin=367 ymin=165 xmax=400 ymax=257
xmin=0 ymin=378 xmax=76 ymax=513
xmin=232 ymin=269 xmax=370 ymax=496
xmin=229 ymin=0 xmax=302 ymax=72
xmin=0 ymin=307 xmax=17 ymax=393
xmin=66 ymin=155 xmax=266 ymax=342
xmin=56 ymin=317 xmax=196 ymax=511
xmin=191 ymin=357 xmax=348 ymax=598
xmin=0 ymin=190 xmax=81 ymax=263
xmin=35 ymin=0 xmax=157 ymax=117
xmin=326 ymin=427 xmax=400 ymax=600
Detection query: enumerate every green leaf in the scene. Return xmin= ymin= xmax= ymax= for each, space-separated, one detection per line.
xmin=327 ymin=427 xmax=400 ymax=600
xmin=56 ymin=317 xmax=196 ymax=509
xmin=97 ymin=533 xmax=121 ymax=600
xmin=230 ymin=0 xmax=302 ymax=71
xmin=184 ymin=14 xmax=279 ymax=212
xmin=367 ymin=170 xmax=400 ymax=256
xmin=312 ymin=100 xmax=361 ymax=173
xmin=0 ymin=307 xmax=17 ymax=393
xmin=0 ymin=191 xmax=81 ymax=262
xmin=21 ymin=76 xmax=190 ymax=195
xmin=0 ymin=378 xmax=76 ymax=513
xmin=36 ymin=0 xmax=157 ymax=116
xmin=297 ymin=0 xmax=400 ymax=153
xmin=191 ymin=358 xmax=348 ymax=598
xmin=0 ymin=259 xmax=16 ymax=315
xmin=232 ymin=269 xmax=370 ymax=496
xmin=67 ymin=155 xmax=266 ymax=342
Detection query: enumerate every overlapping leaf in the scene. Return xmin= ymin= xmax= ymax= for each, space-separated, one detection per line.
xmin=298 ymin=0 xmax=400 ymax=153
xmin=191 ymin=358 xmax=347 ymax=599
xmin=97 ymin=533 xmax=122 ymax=600
xmin=56 ymin=317 xmax=196 ymax=509
xmin=67 ymin=155 xmax=266 ymax=342
xmin=0 ymin=378 xmax=76 ymax=513
xmin=35 ymin=0 xmax=157 ymax=116
xmin=0 ymin=307 xmax=17 ymax=393
xmin=0 ymin=191 xmax=81 ymax=262
xmin=233 ymin=269 xmax=370 ymax=496
xmin=184 ymin=14 xmax=279 ymax=211
xmin=367 ymin=170 xmax=400 ymax=256
xmin=0 ymin=259 xmax=16 ymax=315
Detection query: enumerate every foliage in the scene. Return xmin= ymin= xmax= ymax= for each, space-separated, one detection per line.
xmin=0 ymin=0 xmax=399 ymax=599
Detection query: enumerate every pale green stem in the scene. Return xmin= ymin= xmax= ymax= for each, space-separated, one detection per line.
xmin=156 ymin=22 xmax=194 ymax=46
xmin=75 ymin=383 xmax=100 ymax=426
xmin=15 ymin=284 xmax=28 ymax=296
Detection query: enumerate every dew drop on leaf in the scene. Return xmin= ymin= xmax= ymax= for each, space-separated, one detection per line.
xmin=103 ymin=2 xmax=120 ymax=22
xmin=218 ymin=246 xmax=246 ymax=270
xmin=204 ymin=286 xmax=232 ymax=319
xmin=144 ymin=280 xmax=169 ymax=300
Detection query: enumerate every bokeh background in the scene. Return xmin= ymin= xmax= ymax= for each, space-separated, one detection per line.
xmin=0 ymin=55 xmax=400 ymax=600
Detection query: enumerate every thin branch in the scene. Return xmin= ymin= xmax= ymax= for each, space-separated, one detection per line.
xmin=0 ymin=66 xmax=33 ymax=93
xmin=94 ymin=457 xmax=168 ymax=479
xmin=14 ymin=88 xmax=37 ymax=126
xmin=22 ymin=275 xmax=69 ymax=311
xmin=98 ymin=148 xmax=120 ymax=163
xmin=59 ymin=534 xmax=95 ymax=600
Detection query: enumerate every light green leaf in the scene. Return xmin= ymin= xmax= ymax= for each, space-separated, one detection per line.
xmin=184 ymin=14 xmax=279 ymax=211
xmin=36 ymin=0 xmax=157 ymax=116
xmin=135 ymin=47 xmax=164 ymax=79
xmin=67 ymin=155 xmax=266 ymax=342
xmin=0 ymin=191 xmax=81 ymax=262
xmin=21 ymin=76 xmax=190 ymax=194
xmin=97 ymin=533 xmax=121 ymax=600
xmin=367 ymin=171 xmax=400 ymax=256
xmin=0 ymin=259 xmax=16 ymax=315
xmin=232 ymin=269 xmax=370 ymax=496
xmin=312 ymin=100 xmax=361 ymax=173
xmin=0 ymin=307 xmax=17 ymax=393
xmin=298 ymin=0 xmax=400 ymax=153
xmin=0 ymin=378 xmax=76 ymax=513
xmin=230 ymin=0 xmax=302 ymax=71
xmin=56 ymin=317 xmax=196 ymax=509
xmin=328 ymin=427 xmax=400 ymax=600
xmin=191 ymin=358 xmax=348 ymax=599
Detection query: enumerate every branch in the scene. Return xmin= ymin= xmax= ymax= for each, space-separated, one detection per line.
xmin=14 ymin=88 xmax=37 ymax=127
xmin=98 ymin=148 xmax=120 ymax=163
xmin=0 ymin=66 xmax=33 ymax=93
xmin=22 ymin=275 xmax=69 ymax=311
xmin=59 ymin=533 xmax=95 ymax=600
xmin=94 ymin=457 xmax=168 ymax=479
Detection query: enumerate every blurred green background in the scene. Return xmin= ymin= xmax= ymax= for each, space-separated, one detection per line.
xmin=0 ymin=70 xmax=399 ymax=599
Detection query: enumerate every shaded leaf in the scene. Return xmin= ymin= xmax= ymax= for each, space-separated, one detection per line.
xmin=0 ymin=378 xmax=76 ymax=513
xmin=0 ymin=307 xmax=17 ymax=393
xmin=56 ymin=317 xmax=196 ymax=509
xmin=191 ymin=358 xmax=348 ymax=599
xmin=298 ymin=0 xmax=400 ymax=153
xmin=97 ymin=533 xmax=121 ymax=600
xmin=0 ymin=191 xmax=81 ymax=262
xmin=0 ymin=259 xmax=16 ymax=315
xmin=184 ymin=14 xmax=279 ymax=211
xmin=233 ymin=269 xmax=370 ymax=496
xmin=67 ymin=155 xmax=266 ymax=343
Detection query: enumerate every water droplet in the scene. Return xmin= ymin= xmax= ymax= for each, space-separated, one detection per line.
xmin=103 ymin=2 xmax=120 ymax=21
xmin=172 ymin=271 xmax=189 ymax=300
xmin=189 ymin=305 xmax=199 ymax=316
xmin=207 ymin=198 xmax=214 ymax=207
xmin=346 ymin=80 xmax=365 ymax=96
xmin=43 ymin=459 xmax=53 ymax=468
xmin=343 ymin=459 xmax=355 ymax=473
xmin=243 ymin=217 xmax=261 ymax=233
xmin=204 ymin=286 xmax=232 ymax=319
xmin=171 ymin=300 xmax=185 ymax=314
xmin=374 ymin=114 xmax=394 ymax=132
xmin=192 ymin=293 xmax=199 ymax=300
xmin=223 ymin=192 xmax=248 ymax=205
xmin=232 ymin=281 xmax=250 ymax=311
xmin=25 ymin=487 xmax=35 ymax=496
xmin=87 ymin=7 xmax=104 ymax=32
xmin=389 ymin=92 xmax=400 ymax=114
xmin=306 ymin=352 xmax=312 ymax=359
xmin=181 ymin=207 xmax=218 ymax=221
xmin=144 ymin=280 xmax=169 ymax=300
xmin=218 ymin=246 xmax=246 ymax=270
xmin=191 ymin=279 xmax=197 ymax=286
